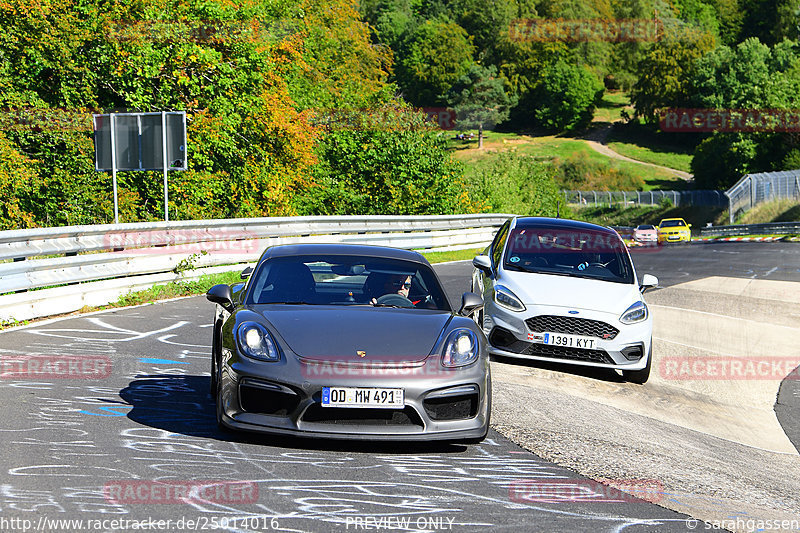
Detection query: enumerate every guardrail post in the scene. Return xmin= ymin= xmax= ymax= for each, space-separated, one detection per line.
xmin=608 ymin=191 xmax=612 ymax=206
xmin=593 ymin=191 xmax=597 ymax=206
xmin=649 ymin=191 xmax=654 ymax=205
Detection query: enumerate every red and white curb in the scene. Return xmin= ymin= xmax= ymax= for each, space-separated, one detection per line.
xmin=695 ymin=236 xmax=786 ymax=243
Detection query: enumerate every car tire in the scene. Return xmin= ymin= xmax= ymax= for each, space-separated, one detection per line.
xmin=623 ymin=342 xmax=652 ymax=384
xmin=210 ymin=326 xmax=219 ymax=395
xmin=214 ymin=354 xmax=230 ymax=433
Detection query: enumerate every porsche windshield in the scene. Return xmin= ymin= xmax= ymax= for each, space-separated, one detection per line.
xmin=504 ymin=227 xmax=634 ymax=284
xmin=246 ymin=255 xmax=451 ymax=310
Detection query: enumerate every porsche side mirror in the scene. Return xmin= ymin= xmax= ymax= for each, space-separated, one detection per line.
xmin=459 ymin=292 xmax=484 ymax=317
xmin=207 ymin=284 xmax=234 ymax=311
xmin=640 ymin=274 xmax=659 ymax=293
xmin=472 ymin=255 xmax=492 ymax=276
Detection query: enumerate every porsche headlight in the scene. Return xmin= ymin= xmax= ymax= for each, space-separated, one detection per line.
xmin=442 ymin=329 xmax=480 ymax=368
xmin=620 ymin=301 xmax=648 ymax=324
xmin=236 ymin=322 xmax=280 ymax=361
xmin=494 ymin=286 xmax=526 ymax=312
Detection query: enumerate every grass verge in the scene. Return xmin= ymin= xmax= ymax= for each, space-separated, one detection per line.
xmin=451 ymin=131 xmax=682 ymax=191
xmin=605 ymin=123 xmax=695 ymax=174
xmin=734 ymin=198 xmax=800 ymax=224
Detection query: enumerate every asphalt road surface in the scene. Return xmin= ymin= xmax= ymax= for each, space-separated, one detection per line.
xmin=2 ymin=242 xmax=793 ymax=533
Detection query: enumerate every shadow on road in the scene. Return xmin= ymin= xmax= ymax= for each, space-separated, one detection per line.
xmin=119 ymin=374 xmax=471 ymax=454
xmin=490 ymin=354 xmax=628 ymax=383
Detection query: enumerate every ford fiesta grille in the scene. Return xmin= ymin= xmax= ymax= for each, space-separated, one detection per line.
xmin=525 ymin=315 xmax=619 ymax=340
xmin=522 ymin=343 xmax=614 ymax=364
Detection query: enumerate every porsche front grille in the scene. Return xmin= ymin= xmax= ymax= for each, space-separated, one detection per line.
xmin=525 ymin=315 xmax=619 ymax=340
xmin=301 ymin=405 xmax=423 ymax=427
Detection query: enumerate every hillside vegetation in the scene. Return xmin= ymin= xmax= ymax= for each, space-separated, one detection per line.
xmin=1 ymin=0 xmax=798 ymax=228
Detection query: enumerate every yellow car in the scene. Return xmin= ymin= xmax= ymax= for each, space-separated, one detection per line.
xmin=657 ymin=218 xmax=692 ymax=244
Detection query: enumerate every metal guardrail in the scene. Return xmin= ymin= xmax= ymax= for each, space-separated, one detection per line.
xmin=563 ymin=190 xmax=727 ymax=208
xmin=725 ymin=169 xmax=800 ymax=224
xmin=700 ymin=222 xmax=800 ymax=237
xmin=0 ymin=215 xmax=511 ymax=323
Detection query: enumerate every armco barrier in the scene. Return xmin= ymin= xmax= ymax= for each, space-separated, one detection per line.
xmin=700 ymin=221 xmax=800 ymax=237
xmin=0 ymin=215 xmax=512 ymax=323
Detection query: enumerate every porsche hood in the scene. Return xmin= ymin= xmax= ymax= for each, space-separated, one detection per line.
xmin=250 ymin=306 xmax=452 ymax=363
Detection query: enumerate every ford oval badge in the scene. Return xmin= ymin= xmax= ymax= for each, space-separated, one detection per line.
xmin=568 ymin=310 xmax=579 ymax=315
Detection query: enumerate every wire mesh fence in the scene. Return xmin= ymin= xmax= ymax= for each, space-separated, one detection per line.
xmin=563 ymin=189 xmax=727 ymax=208
xmin=725 ymin=169 xmax=800 ymax=224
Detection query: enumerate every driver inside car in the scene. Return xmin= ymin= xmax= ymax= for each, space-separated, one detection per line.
xmin=369 ymin=273 xmax=412 ymax=305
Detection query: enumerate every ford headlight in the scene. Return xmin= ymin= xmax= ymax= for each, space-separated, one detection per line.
xmin=620 ymin=301 xmax=648 ymax=324
xmin=495 ymin=286 xmax=526 ymax=312
xmin=442 ymin=329 xmax=480 ymax=368
xmin=236 ymin=322 xmax=280 ymax=361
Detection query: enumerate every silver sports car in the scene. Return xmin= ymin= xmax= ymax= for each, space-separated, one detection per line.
xmin=206 ymin=243 xmax=490 ymax=442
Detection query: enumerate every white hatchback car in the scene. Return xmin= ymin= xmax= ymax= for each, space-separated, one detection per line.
xmin=472 ymin=217 xmax=658 ymax=384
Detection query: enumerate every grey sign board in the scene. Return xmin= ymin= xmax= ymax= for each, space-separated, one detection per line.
xmin=93 ymin=112 xmax=187 ymax=171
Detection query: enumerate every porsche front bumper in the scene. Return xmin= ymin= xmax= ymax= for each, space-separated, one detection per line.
xmin=217 ymin=349 xmax=491 ymax=441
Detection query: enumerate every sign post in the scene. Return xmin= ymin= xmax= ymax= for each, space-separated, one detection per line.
xmin=93 ymin=111 xmax=187 ymax=224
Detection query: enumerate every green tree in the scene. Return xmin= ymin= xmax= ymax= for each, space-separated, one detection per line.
xmin=691 ymin=133 xmax=759 ymax=189
xmin=687 ymin=39 xmax=800 ymax=187
xmin=464 ymin=151 xmax=566 ymax=217
xmin=450 ymin=0 xmax=518 ymax=62
xmin=446 ymin=64 xmax=517 ymax=148
xmin=630 ymin=29 xmax=716 ymax=123
xmin=689 ymin=38 xmax=800 ymax=108
xmin=396 ymin=19 xmax=475 ymax=105
xmin=739 ymin=0 xmax=800 ymax=46
xmin=299 ymin=104 xmax=473 ymax=215
xmin=534 ymin=59 xmax=604 ymax=131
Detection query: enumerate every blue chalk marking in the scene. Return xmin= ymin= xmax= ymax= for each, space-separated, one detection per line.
xmin=138 ymin=358 xmax=190 ymax=365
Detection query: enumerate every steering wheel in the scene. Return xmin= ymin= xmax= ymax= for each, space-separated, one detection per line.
xmin=375 ymin=294 xmax=414 ymax=308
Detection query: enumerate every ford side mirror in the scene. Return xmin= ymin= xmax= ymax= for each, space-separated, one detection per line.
xmin=640 ymin=274 xmax=659 ymax=293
